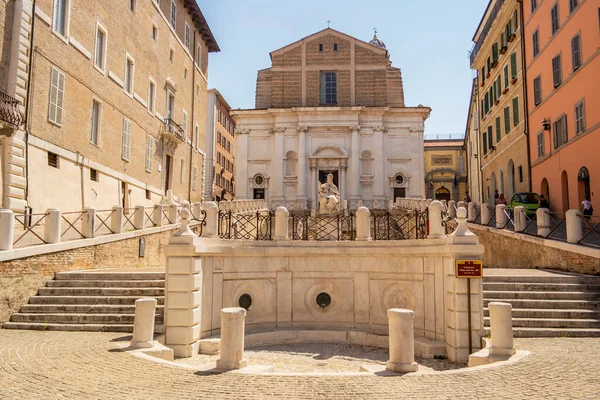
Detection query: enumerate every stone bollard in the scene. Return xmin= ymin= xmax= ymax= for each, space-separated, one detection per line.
xmin=82 ymin=208 xmax=96 ymax=238
xmin=566 ymin=209 xmax=583 ymax=244
xmin=274 ymin=207 xmax=289 ymax=240
xmin=496 ymin=204 xmax=508 ymax=229
xmin=130 ymin=298 xmax=157 ymax=349
xmin=203 ymin=202 xmax=219 ymax=238
xmin=448 ymin=200 xmax=456 ymax=218
xmin=111 ymin=206 xmax=123 ymax=234
xmin=480 ymin=203 xmax=491 ymax=225
xmin=536 ymin=208 xmax=551 ymax=237
xmin=457 ymin=201 xmax=466 ymax=211
xmin=133 ymin=205 xmax=145 ymax=230
xmin=488 ymin=302 xmax=516 ymax=357
xmin=168 ymin=204 xmax=178 ymax=224
xmin=192 ymin=203 xmax=202 ymax=220
xmin=0 ymin=209 xmax=15 ymax=251
xmin=467 ymin=202 xmax=477 ymax=222
xmin=428 ymin=200 xmax=445 ymax=238
xmin=513 ymin=206 xmax=527 ymax=232
xmin=153 ymin=204 xmax=164 ymax=227
xmin=355 ymin=206 xmax=371 ymax=241
xmin=216 ymin=307 xmax=248 ymax=370
xmin=44 ymin=209 xmax=61 ymax=244
xmin=386 ymin=309 xmax=418 ymax=373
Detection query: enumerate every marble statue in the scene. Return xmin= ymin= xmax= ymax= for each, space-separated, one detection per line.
xmin=318 ymin=173 xmax=340 ymax=214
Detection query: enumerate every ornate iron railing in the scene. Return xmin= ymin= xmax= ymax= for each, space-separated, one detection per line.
xmin=0 ymin=91 xmax=24 ymax=129
xmin=371 ymin=209 xmax=428 ymax=240
xmin=189 ymin=207 xmax=207 ymax=237
xmin=290 ymin=212 xmax=355 ymax=241
xmin=218 ymin=210 xmax=273 ymax=240
xmin=163 ymin=118 xmax=186 ymax=141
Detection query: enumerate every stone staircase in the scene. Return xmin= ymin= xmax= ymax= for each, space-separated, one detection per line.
xmin=483 ymin=272 xmax=600 ymax=337
xmin=2 ymin=270 xmax=165 ymax=332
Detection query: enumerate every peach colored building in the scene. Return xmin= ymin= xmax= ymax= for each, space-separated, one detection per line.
xmin=523 ymin=0 xmax=599 ymax=215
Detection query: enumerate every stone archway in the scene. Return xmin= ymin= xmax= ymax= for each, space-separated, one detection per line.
xmin=435 ymin=186 xmax=451 ymax=202
xmin=577 ymin=166 xmax=590 ymax=204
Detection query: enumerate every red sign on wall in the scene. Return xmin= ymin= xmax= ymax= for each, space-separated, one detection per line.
xmin=455 ymin=260 xmax=483 ymax=278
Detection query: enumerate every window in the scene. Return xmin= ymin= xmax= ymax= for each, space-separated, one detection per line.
xmin=53 ymin=0 xmax=69 ymax=37
xmin=533 ymin=76 xmax=542 ymax=105
xmin=519 ymin=166 xmax=523 ymax=183
xmin=575 ymin=100 xmax=586 ymax=135
xmin=569 ymin=0 xmax=579 ymax=13
xmin=94 ymin=24 xmax=107 ymax=71
xmin=194 ymin=125 xmax=199 ymax=148
xmin=510 ymin=53 xmax=517 ymax=79
xmin=182 ymin=110 xmax=188 ymax=138
xmin=48 ymin=68 xmax=65 ymax=126
xmin=512 ymin=97 xmax=520 ymax=126
xmin=148 ymin=79 xmax=156 ymax=114
xmin=129 ymin=0 xmax=135 ymax=12
xmin=169 ymin=49 xmax=174 ymax=62
xmin=166 ymin=90 xmax=174 ymax=119
xmin=487 ymin=57 xmax=491 ymax=73
xmin=180 ymin=158 xmax=184 ymax=184
xmin=532 ymin=30 xmax=539 ymax=58
xmin=496 ymin=76 xmax=501 ymax=97
xmin=537 ymin=132 xmax=545 ymax=158
xmin=504 ymin=107 xmax=511 ymax=133
xmin=124 ymin=55 xmax=134 ymax=95
xmin=122 ymin=119 xmax=131 ymax=161
xmin=320 ymin=71 xmax=337 ymax=105
xmin=319 ymin=44 xmax=323 ymax=52
xmin=90 ymin=100 xmax=101 ymax=145
xmin=488 ymin=126 xmax=493 ymax=149
xmin=571 ymin=34 xmax=581 ymax=71
xmin=192 ymin=167 xmax=197 ymax=190
xmin=552 ymin=115 xmax=568 ymax=147
xmin=513 ymin=10 xmax=518 ymax=29
xmin=184 ymin=68 xmax=188 ymax=79
xmin=503 ymin=65 xmax=509 ymax=89
xmin=481 ymin=67 xmax=485 ymax=84
xmin=185 ymin=23 xmax=190 ymax=49
xmin=195 ymin=44 xmax=202 ymax=66
xmin=531 ymin=0 xmax=538 ymax=12
xmin=552 ymin=55 xmax=562 ymax=87
xmin=560 ymin=115 xmax=568 ymax=143
xmin=170 ymin=1 xmax=176 ymax=29
xmin=152 ymin=25 xmax=157 ymax=41
xmin=90 ymin=168 xmax=98 ymax=182
xmin=458 ymin=155 xmax=465 ymax=173
xmin=484 ymin=92 xmax=489 ymax=115
xmin=492 ymin=43 xmax=498 ymax=63
xmin=48 ymin=152 xmax=59 ymax=168
xmin=333 ymin=43 xmax=338 ymax=52
xmin=496 ymin=117 xmax=501 ymax=142
xmin=551 ymin=3 xmax=560 ymax=35
xmin=146 ymin=189 xmax=151 ymax=200
xmin=145 ymin=135 xmax=153 ymax=172
xmin=553 ymin=119 xmax=560 ymax=148
xmin=483 ymin=131 xmax=488 ymax=154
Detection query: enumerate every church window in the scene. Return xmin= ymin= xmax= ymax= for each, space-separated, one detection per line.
xmin=333 ymin=43 xmax=338 ymax=52
xmin=285 ymin=151 xmax=297 ymax=177
xmin=320 ymin=71 xmax=337 ymax=105
xmin=319 ymin=44 xmax=323 ymax=52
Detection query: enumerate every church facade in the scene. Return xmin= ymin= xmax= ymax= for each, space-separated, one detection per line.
xmin=231 ymin=28 xmax=431 ymax=210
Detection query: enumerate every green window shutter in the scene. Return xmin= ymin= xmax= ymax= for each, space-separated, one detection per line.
xmin=504 ymin=65 xmax=509 ymax=88
xmin=492 ymin=43 xmax=499 ymax=63
xmin=497 ymin=76 xmax=502 ymax=96
xmin=496 ymin=117 xmax=501 ymax=142
xmin=513 ymin=97 xmax=520 ymax=126
xmin=488 ymin=126 xmax=493 ymax=148
xmin=511 ymin=53 xmax=517 ymax=78
xmin=483 ymin=131 xmax=488 ymax=154
xmin=504 ymin=107 xmax=511 ymax=133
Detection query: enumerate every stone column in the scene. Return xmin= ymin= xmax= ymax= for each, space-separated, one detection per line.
xmin=131 ymin=298 xmax=157 ymax=349
xmin=133 ymin=205 xmax=145 ymax=230
xmin=355 ymin=206 xmax=371 ymax=241
xmin=488 ymin=302 xmax=516 ymax=357
xmin=272 ymin=127 xmax=285 ymax=201
xmin=297 ymin=126 xmax=308 ymax=201
xmin=203 ymin=201 xmax=219 ymax=238
xmin=566 ymin=209 xmax=583 ymax=244
xmin=44 ymin=209 xmax=61 ymax=244
xmin=513 ymin=206 xmax=527 ymax=232
xmin=386 ymin=309 xmax=418 ymax=373
xmin=480 ymin=203 xmax=491 ymax=225
xmin=340 ymin=163 xmax=347 ymax=205
xmin=274 ymin=206 xmax=289 ymax=240
xmin=496 ymin=204 xmax=508 ymax=229
xmin=216 ymin=307 xmax=247 ymax=370
xmin=310 ymin=163 xmax=318 ymax=208
xmin=428 ymin=200 xmax=445 ymax=238
xmin=467 ymin=202 xmax=477 ymax=222
xmin=373 ymin=126 xmax=385 ymax=199
xmin=235 ymin=128 xmax=249 ymax=199
xmin=0 ymin=209 xmax=15 ymax=251
xmin=82 ymin=208 xmax=96 ymax=238
xmin=168 ymin=204 xmax=178 ymax=224
xmin=537 ymin=208 xmax=551 ymax=237
xmin=112 ymin=206 xmax=123 ymax=234
xmin=350 ymin=125 xmax=360 ymax=200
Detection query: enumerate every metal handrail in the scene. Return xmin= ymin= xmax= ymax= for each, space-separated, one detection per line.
xmin=0 ymin=91 xmax=25 ymax=128
xmin=13 ymin=212 xmax=49 ymax=245
xmin=163 ymin=118 xmax=186 ymax=141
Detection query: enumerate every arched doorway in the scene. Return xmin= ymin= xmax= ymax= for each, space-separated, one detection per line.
xmin=507 ymin=160 xmax=515 ymax=197
xmin=578 ymin=166 xmax=590 ymax=202
xmin=541 ymin=178 xmax=549 ymax=201
xmin=561 ymin=171 xmax=569 ymax=213
xmin=435 ymin=186 xmax=451 ymax=202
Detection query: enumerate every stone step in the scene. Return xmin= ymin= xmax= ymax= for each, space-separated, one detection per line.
xmin=19 ymin=304 xmax=164 ymax=314
xmin=46 ymin=280 xmax=165 ymax=288
xmin=483 ymin=282 xmax=600 ymax=292
xmin=483 ymin=290 xmax=600 ymax=301
xmin=483 ymin=308 xmax=600 ymax=319
xmin=483 ymin=275 xmax=600 ymax=284
xmin=29 ymin=296 xmax=165 ymax=305
xmin=484 ymin=327 xmax=600 ymax=338
xmin=54 ymin=271 xmax=165 ymax=281
xmin=10 ymin=313 xmax=164 ymax=324
xmin=1 ymin=322 xmax=164 ymax=333
xmin=483 ymin=298 xmax=599 ymax=309
xmin=484 ymin=316 xmax=600 ymax=328
xmin=37 ymin=287 xmax=164 ymax=297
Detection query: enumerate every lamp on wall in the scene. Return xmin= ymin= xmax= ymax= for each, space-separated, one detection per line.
xmin=542 ymin=118 xmax=551 ymax=131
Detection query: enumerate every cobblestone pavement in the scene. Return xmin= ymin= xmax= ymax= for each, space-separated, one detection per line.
xmin=1 ymin=330 xmax=599 ymax=399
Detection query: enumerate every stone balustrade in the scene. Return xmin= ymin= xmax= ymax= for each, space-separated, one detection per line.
xmin=218 ymin=199 xmax=267 ymax=214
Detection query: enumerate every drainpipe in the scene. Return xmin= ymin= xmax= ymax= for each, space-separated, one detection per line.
xmin=517 ymin=0 xmax=533 ymax=192
xmin=24 ymin=0 xmax=38 ymax=208
xmin=188 ymin=30 xmax=199 ymax=202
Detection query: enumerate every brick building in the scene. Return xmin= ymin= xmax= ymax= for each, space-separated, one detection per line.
xmin=232 ymin=28 xmax=431 ymax=210
xmin=205 ymin=89 xmax=236 ymax=202
xmin=0 ymin=0 xmax=219 ymax=214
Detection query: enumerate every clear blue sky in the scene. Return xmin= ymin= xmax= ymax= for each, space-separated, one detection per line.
xmin=200 ymin=0 xmax=488 ymax=137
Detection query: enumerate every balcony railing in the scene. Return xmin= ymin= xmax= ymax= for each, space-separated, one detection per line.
xmin=162 ymin=118 xmax=186 ymax=142
xmin=0 ymin=91 xmax=25 ymax=129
